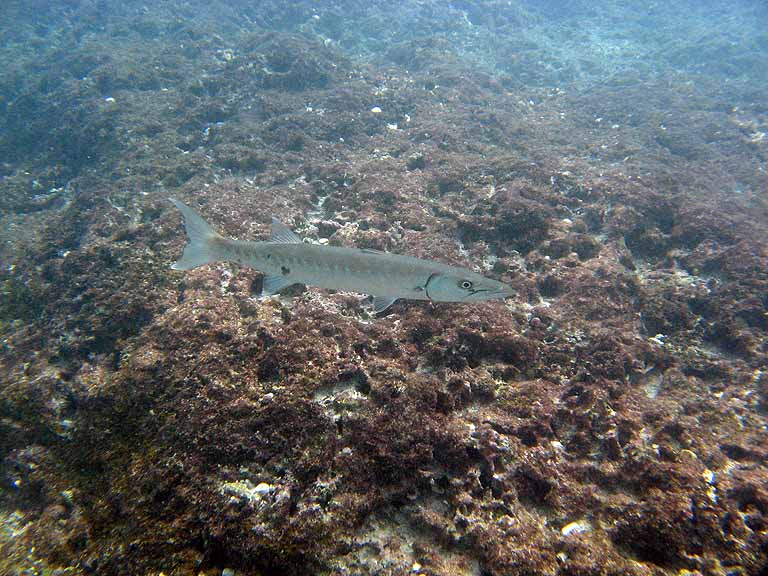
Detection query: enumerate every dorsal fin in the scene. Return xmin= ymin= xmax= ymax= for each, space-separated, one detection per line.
xmin=270 ymin=218 xmax=303 ymax=244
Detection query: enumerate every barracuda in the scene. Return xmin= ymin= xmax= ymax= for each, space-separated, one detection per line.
xmin=170 ymin=198 xmax=513 ymax=313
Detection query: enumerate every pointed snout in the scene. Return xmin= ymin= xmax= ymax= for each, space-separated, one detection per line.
xmin=470 ymin=282 xmax=515 ymax=301
xmin=489 ymin=285 xmax=515 ymax=300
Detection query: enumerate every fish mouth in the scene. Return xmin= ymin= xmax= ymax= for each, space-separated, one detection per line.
xmin=468 ymin=286 xmax=515 ymax=301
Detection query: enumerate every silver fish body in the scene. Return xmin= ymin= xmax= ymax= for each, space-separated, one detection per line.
xmin=170 ymin=198 xmax=513 ymax=311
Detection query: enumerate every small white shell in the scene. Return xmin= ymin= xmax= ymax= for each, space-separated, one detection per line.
xmin=561 ymin=519 xmax=591 ymax=536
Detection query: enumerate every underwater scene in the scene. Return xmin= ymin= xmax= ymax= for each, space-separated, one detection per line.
xmin=1 ymin=0 xmax=767 ymax=574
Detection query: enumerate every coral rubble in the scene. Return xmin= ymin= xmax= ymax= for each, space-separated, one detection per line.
xmin=1 ymin=1 xmax=767 ymax=575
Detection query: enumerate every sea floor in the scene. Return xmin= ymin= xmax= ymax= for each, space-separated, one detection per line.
xmin=1 ymin=1 xmax=767 ymax=575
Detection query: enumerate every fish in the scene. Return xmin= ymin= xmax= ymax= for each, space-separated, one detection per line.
xmin=169 ymin=198 xmax=513 ymax=313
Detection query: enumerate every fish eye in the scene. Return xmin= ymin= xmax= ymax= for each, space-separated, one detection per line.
xmin=460 ymin=280 xmax=473 ymax=290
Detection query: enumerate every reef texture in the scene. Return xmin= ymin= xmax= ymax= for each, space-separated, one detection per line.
xmin=1 ymin=1 xmax=767 ymax=575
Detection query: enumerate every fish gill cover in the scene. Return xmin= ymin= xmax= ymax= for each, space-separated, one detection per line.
xmin=0 ymin=0 xmax=767 ymax=575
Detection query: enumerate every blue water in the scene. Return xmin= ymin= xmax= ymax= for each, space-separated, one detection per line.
xmin=1 ymin=1 xmax=767 ymax=575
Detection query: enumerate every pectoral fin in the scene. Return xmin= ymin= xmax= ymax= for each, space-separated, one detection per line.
xmin=372 ymin=296 xmax=397 ymax=314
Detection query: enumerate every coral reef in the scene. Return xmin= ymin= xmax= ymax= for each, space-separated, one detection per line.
xmin=1 ymin=1 xmax=767 ymax=575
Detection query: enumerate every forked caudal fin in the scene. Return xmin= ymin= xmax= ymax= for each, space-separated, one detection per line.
xmin=169 ymin=198 xmax=223 ymax=270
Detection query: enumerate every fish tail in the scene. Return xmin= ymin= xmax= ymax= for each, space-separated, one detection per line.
xmin=169 ymin=198 xmax=223 ymax=270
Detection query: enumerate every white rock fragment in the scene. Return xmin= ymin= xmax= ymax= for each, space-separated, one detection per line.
xmin=254 ymin=482 xmax=273 ymax=495
xmin=702 ymin=468 xmax=718 ymax=503
xmin=561 ymin=519 xmax=591 ymax=536
xmin=220 ymin=479 xmax=273 ymax=503
xmin=648 ymin=333 xmax=666 ymax=346
xmin=370 ymin=106 xmax=382 ymax=114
